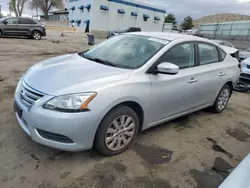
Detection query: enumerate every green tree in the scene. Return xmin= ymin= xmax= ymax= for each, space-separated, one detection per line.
xmin=165 ymin=13 xmax=177 ymax=25
xmin=181 ymin=16 xmax=194 ymax=30
xmin=30 ymin=0 xmax=64 ymax=20
xmin=0 ymin=13 xmax=3 ymax=18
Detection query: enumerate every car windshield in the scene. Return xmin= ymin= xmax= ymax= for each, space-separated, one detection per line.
xmin=79 ymin=35 xmax=168 ymax=69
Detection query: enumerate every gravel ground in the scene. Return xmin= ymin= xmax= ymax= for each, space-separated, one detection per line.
xmin=0 ymin=31 xmax=250 ymax=188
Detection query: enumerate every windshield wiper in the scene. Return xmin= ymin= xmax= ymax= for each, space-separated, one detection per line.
xmin=85 ymin=57 xmax=117 ymax=67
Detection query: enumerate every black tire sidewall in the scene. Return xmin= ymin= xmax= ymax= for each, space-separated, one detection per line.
xmin=213 ymin=84 xmax=231 ymax=113
xmin=0 ymin=30 xmax=2 ymax=36
xmin=32 ymin=31 xmax=41 ymax=40
xmin=95 ymin=105 xmax=139 ymax=156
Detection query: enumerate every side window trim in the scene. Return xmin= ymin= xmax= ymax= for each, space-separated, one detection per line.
xmin=197 ymin=42 xmax=220 ymax=66
xmin=147 ymin=41 xmax=196 ymax=73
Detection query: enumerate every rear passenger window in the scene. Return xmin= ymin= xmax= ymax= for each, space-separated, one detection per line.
xmin=218 ymin=48 xmax=226 ymax=61
xmin=198 ymin=43 xmax=219 ymax=65
xmin=160 ymin=43 xmax=195 ymax=69
xmin=19 ymin=18 xmax=37 ymax=24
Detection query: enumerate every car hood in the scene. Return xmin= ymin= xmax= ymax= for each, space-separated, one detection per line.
xmin=239 ymin=51 xmax=250 ymax=60
xmin=242 ymin=57 xmax=250 ymax=65
xmin=24 ymin=53 xmax=131 ymax=95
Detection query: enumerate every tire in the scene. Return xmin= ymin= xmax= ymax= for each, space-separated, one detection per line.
xmin=95 ymin=105 xmax=139 ymax=156
xmin=0 ymin=30 xmax=2 ymax=37
xmin=32 ymin=31 xmax=41 ymax=40
xmin=211 ymin=84 xmax=231 ymax=113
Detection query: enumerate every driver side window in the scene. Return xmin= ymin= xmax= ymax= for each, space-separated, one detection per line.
xmin=159 ymin=42 xmax=195 ymax=69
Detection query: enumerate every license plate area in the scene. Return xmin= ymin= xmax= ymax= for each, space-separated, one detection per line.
xmin=14 ymin=102 xmax=23 ymax=119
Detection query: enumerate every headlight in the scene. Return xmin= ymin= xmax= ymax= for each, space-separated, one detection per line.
xmin=43 ymin=92 xmax=97 ymax=112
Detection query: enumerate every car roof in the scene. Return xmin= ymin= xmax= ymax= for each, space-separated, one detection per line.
xmin=128 ymin=32 xmax=211 ymax=42
xmin=6 ymin=17 xmax=34 ymax=19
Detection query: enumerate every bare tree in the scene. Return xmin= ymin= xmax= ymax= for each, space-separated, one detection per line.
xmin=30 ymin=0 xmax=64 ymax=20
xmin=29 ymin=0 xmax=40 ymax=18
xmin=9 ymin=0 xmax=28 ymax=17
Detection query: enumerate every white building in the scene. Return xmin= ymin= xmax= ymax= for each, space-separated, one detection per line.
xmin=66 ymin=0 xmax=166 ymax=33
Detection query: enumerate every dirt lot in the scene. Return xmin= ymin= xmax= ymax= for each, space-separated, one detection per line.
xmin=0 ymin=31 xmax=250 ymax=188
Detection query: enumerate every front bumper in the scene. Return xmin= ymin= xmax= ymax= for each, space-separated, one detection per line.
xmin=14 ymin=90 xmax=102 ymax=151
xmin=240 ymin=67 xmax=250 ymax=80
xmin=41 ymin=31 xmax=46 ymax=37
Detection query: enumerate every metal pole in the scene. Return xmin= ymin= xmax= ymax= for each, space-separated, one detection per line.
xmin=228 ymin=23 xmax=233 ymax=37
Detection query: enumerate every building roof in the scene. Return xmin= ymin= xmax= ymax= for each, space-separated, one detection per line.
xmin=128 ymin=32 xmax=204 ymax=41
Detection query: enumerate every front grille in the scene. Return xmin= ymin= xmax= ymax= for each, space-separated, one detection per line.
xmin=19 ymin=82 xmax=44 ymax=107
xmin=37 ymin=129 xmax=74 ymax=143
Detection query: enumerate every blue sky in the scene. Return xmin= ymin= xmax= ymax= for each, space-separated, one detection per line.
xmin=1 ymin=0 xmax=250 ymax=21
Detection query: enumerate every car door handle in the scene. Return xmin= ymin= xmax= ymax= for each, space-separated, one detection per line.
xmin=188 ymin=77 xmax=198 ymax=83
xmin=219 ymin=72 xmax=226 ymax=77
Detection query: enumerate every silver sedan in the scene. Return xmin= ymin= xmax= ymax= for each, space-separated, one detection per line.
xmin=14 ymin=32 xmax=240 ymax=155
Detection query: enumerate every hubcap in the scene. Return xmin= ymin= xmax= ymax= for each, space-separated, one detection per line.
xmin=217 ymin=88 xmax=230 ymax=111
xmin=33 ymin=32 xmax=40 ymax=39
xmin=105 ymin=115 xmax=135 ymax=151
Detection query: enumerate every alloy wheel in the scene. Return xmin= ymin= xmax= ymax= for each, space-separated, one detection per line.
xmin=33 ymin=32 xmax=41 ymax=40
xmin=105 ymin=115 xmax=135 ymax=151
xmin=217 ymin=88 xmax=230 ymax=111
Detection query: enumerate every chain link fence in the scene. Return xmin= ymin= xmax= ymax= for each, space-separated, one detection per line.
xmin=199 ymin=21 xmax=250 ymax=41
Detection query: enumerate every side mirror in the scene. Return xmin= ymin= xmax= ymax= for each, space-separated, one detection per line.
xmin=156 ymin=62 xmax=179 ymax=74
xmin=3 ymin=20 xmax=8 ymax=25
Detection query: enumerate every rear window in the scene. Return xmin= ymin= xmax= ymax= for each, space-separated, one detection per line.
xmin=129 ymin=28 xmax=141 ymax=32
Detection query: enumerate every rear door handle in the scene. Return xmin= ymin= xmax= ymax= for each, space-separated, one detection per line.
xmin=188 ymin=77 xmax=198 ymax=83
xmin=219 ymin=72 xmax=226 ymax=76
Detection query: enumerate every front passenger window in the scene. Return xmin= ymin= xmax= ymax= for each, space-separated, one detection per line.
xmin=198 ymin=43 xmax=219 ymax=65
xmin=6 ymin=18 xmax=18 ymax=24
xmin=159 ymin=43 xmax=195 ymax=69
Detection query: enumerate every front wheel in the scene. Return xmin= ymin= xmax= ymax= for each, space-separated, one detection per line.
xmin=95 ymin=106 xmax=139 ymax=156
xmin=32 ymin=31 xmax=41 ymax=40
xmin=211 ymin=84 xmax=231 ymax=113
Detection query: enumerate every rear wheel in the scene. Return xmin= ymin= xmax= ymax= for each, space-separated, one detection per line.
xmin=211 ymin=84 xmax=231 ymax=113
xmin=95 ymin=106 xmax=139 ymax=156
xmin=32 ymin=31 xmax=41 ymax=40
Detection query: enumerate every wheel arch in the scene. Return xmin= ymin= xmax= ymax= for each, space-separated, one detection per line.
xmin=225 ymin=81 xmax=233 ymax=96
xmin=95 ymin=100 xmax=145 ymax=136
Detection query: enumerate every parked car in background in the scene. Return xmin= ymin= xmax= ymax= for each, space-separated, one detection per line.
xmin=0 ymin=17 xmax=46 ymax=40
xmin=14 ymin=33 xmax=240 ymax=155
xmin=239 ymin=48 xmax=250 ymax=61
xmin=107 ymin=27 xmax=141 ymax=38
xmin=219 ymin=153 xmax=250 ymax=188
xmin=214 ymin=40 xmax=240 ymax=61
xmin=234 ymin=57 xmax=250 ymax=91
xmin=214 ymin=40 xmax=235 ymax=48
